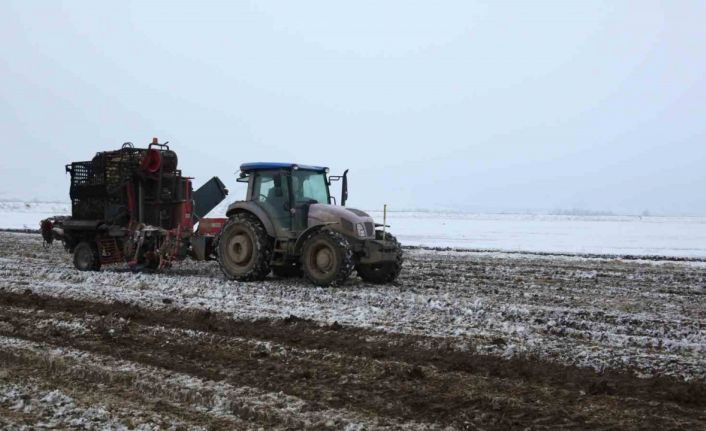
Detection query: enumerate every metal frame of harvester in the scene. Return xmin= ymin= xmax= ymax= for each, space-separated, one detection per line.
xmin=41 ymin=139 xmax=228 ymax=271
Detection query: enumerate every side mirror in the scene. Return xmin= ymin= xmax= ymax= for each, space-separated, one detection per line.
xmin=341 ymin=169 xmax=349 ymax=207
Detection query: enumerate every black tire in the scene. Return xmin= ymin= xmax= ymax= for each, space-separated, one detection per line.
xmin=143 ymin=251 xmax=161 ymax=270
xmin=356 ymin=232 xmax=403 ymax=284
xmin=73 ymin=241 xmax=101 ymax=271
xmin=217 ymin=213 xmax=272 ymax=281
xmin=272 ymin=263 xmax=302 ymax=278
xmin=300 ymin=229 xmax=354 ymax=287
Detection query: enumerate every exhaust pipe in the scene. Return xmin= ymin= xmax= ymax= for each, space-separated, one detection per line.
xmin=341 ymin=169 xmax=349 ymax=207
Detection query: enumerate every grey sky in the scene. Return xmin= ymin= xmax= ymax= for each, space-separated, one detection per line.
xmin=1 ymin=1 xmax=704 ymax=215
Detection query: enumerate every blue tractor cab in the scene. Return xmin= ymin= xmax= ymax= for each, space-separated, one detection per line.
xmin=240 ymin=162 xmax=328 ymax=172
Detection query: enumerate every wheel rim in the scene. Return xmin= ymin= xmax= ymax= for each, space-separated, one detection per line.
xmin=309 ymin=242 xmax=336 ymax=277
xmin=226 ymin=230 xmax=253 ymax=267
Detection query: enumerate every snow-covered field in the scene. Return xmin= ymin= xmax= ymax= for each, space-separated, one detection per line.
xmin=0 ymin=231 xmax=705 ymax=428
xmin=3 ymin=200 xmax=706 ymax=258
xmin=1 ymin=232 xmax=704 ymax=380
xmin=2 ymin=201 xmax=705 ymax=428
xmin=369 ymin=210 xmax=706 ymax=258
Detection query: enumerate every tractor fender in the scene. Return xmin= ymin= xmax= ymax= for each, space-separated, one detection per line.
xmin=293 ymin=222 xmax=337 ymax=253
xmin=225 ymin=201 xmax=276 ymax=237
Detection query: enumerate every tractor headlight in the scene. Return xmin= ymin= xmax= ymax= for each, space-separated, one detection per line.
xmin=355 ymin=223 xmax=367 ymax=237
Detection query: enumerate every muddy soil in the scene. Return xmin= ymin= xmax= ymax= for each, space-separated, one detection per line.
xmin=0 ymin=232 xmax=705 ymax=429
xmin=0 ymin=290 xmax=704 ymax=430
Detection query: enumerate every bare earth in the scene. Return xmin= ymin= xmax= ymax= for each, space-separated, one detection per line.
xmin=0 ymin=232 xmax=704 ymax=430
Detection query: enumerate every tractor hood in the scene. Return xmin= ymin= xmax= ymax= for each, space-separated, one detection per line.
xmin=308 ymin=204 xmax=376 ymax=239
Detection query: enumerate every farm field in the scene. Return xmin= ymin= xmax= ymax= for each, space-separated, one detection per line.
xmin=0 ymin=231 xmax=704 ymax=429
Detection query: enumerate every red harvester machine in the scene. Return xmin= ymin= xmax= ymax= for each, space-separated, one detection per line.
xmin=41 ymin=139 xmax=229 ymax=271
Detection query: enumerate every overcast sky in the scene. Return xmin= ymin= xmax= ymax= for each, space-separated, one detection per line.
xmin=1 ymin=1 xmax=704 ymax=215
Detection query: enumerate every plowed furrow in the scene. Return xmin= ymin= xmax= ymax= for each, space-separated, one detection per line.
xmin=1 ymin=293 xmax=705 ymax=430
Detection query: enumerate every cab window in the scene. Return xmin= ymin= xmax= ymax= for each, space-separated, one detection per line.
xmin=252 ymin=172 xmax=288 ymax=205
xmin=292 ymin=170 xmax=329 ymax=204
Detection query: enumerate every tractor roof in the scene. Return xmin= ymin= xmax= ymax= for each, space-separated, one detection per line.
xmin=239 ymin=162 xmax=328 ymax=173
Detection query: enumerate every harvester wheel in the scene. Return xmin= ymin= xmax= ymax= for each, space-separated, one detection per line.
xmin=272 ymin=263 xmax=302 ymax=278
xmin=356 ymin=232 xmax=403 ymax=284
xmin=73 ymin=241 xmax=101 ymax=271
xmin=300 ymin=229 xmax=354 ymax=287
xmin=217 ymin=213 xmax=272 ymax=281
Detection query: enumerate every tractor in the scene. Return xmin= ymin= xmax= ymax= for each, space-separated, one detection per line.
xmin=217 ymin=163 xmax=403 ymax=286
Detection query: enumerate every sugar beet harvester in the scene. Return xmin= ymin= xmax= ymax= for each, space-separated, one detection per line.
xmin=42 ymin=140 xmax=403 ymax=286
xmin=41 ymin=139 xmax=229 ymax=271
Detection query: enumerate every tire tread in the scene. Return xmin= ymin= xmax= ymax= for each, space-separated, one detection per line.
xmin=300 ymin=229 xmax=354 ymax=287
xmin=356 ymin=232 xmax=403 ymax=284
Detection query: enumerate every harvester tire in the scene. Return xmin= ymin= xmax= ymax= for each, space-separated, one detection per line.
xmin=217 ymin=213 xmax=272 ymax=281
xmin=73 ymin=241 xmax=101 ymax=271
xmin=356 ymin=232 xmax=403 ymax=284
xmin=300 ymin=229 xmax=354 ymax=287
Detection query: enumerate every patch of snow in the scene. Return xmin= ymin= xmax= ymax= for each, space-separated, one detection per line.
xmin=0 ymin=201 xmax=70 ymax=230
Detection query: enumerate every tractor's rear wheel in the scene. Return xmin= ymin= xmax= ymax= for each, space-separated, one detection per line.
xmin=300 ymin=229 xmax=353 ymax=287
xmin=356 ymin=232 xmax=403 ymax=284
xmin=217 ymin=213 xmax=272 ymax=281
xmin=73 ymin=241 xmax=101 ymax=271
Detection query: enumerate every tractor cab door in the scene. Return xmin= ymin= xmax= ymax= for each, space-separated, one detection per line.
xmin=251 ymin=171 xmax=292 ymax=237
xmin=290 ymin=170 xmax=330 ymax=232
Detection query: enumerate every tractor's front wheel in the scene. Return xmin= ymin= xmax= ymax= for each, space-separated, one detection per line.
xmin=73 ymin=241 xmax=101 ymax=271
xmin=300 ymin=229 xmax=354 ymax=287
xmin=217 ymin=213 xmax=272 ymax=281
xmin=356 ymin=232 xmax=403 ymax=284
